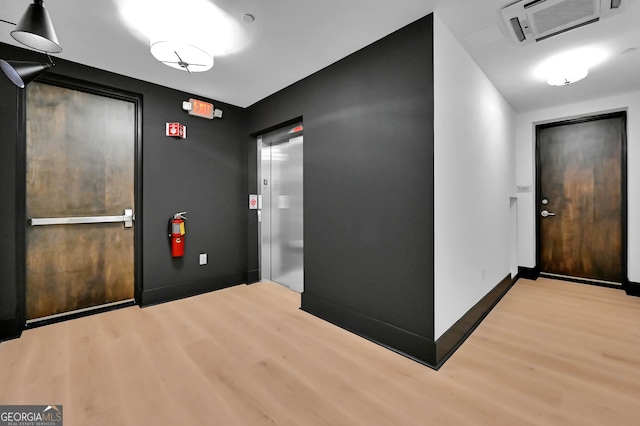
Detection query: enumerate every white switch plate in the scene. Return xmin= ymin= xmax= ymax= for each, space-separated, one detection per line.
xmin=199 ymin=253 xmax=207 ymax=265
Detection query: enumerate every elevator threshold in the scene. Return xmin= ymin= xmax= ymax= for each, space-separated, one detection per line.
xmin=25 ymin=298 xmax=136 ymax=327
xmin=267 ymin=275 xmax=303 ymax=293
xmin=265 ymin=279 xmax=289 ymax=288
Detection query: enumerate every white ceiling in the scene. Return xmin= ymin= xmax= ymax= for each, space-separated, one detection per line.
xmin=0 ymin=0 xmax=638 ymax=112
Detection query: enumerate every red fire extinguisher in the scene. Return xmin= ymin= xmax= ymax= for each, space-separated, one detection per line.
xmin=169 ymin=212 xmax=187 ymax=257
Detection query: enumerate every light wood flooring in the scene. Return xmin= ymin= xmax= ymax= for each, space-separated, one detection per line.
xmin=1 ymin=278 xmax=639 ymax=425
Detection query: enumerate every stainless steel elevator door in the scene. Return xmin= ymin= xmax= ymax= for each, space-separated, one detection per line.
xmin=260 ymin=135 xmax=304 ymax=293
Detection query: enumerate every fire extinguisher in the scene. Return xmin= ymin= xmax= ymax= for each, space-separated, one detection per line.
xmin=169 ymin=212 xmax=187 ymax=258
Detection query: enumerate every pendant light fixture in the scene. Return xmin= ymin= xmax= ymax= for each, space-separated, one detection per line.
xmin=0 ymin=0 xmax=61 ymax=88
xmin=0 ymin=59 xmax=52 ymax=88
xmin=11 ymin=0 xmax=62 ymax=53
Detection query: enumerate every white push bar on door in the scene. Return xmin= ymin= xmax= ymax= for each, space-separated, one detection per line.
xmin=29 ymin=209 xmax=134 ymax=228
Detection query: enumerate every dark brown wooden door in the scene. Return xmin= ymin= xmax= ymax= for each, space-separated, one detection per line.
xmin=537 ymin=114 xmax=625 ymax=283
xmin=26 ymin=82 xmax=135 ymax=320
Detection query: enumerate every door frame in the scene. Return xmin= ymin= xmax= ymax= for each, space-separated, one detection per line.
xmin=256 ymin=120 xmax=304 ymax=287
xmin=16 ymin=73 xmax=143 ymax=328
xmin=534 ymin=110 xmax=628 ymax=288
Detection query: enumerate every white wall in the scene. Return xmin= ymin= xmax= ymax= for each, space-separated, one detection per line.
xmin=516 ymin=90 xmax=640 ymax=282
xmin=433 ymin=14 xmax=516 ymax=340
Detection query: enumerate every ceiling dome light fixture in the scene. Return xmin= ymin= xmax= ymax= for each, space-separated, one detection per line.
xmin=116 ymin=0 xmax=249 ymax=74
xmin=142 ymin=1 xmax=220 ymax=74
xmin=150 ymin=40 xmax=214 ymax=73
xmin=546 ymin=66 xmax=589 ymax=86
xmin=11 ymin=0 xmax=62 ymax=53
xmin=535 ymin=47 xmax=608 ymax=87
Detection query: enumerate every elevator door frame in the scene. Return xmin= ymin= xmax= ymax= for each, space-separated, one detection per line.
xmin=257 ymin=124 xmax=304 ymax=293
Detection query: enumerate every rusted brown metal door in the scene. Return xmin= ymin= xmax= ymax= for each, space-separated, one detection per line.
xmin=537 ymin=113 xmax=626 ymax=284
xmin=26 ymin=82 xmax=136 ymax=321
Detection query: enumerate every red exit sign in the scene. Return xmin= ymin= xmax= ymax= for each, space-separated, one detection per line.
xmin=187 ymin=98 xmax=214 ymax=119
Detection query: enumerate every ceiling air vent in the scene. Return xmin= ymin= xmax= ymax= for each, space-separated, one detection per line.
xmin=501 ymin=0 xmax=625 ymax=45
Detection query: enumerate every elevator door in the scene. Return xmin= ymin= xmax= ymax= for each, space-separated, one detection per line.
xmin=260 ymin=132 xmax=303 ymax=293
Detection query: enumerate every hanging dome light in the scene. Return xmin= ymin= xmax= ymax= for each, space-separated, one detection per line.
xmin=11 ymin=0 xmax=62 ymax=53
xmin=0 ymin=0 xmax=60 ymax=88
xmin=0 ymin=59 xmax=52 ymax=88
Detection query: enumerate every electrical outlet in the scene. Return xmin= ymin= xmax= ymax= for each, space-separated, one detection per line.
xmin=199 ymin=253 xmax=207 ymax=265
xmin=516 ymin=185 xmax=532 ymax=193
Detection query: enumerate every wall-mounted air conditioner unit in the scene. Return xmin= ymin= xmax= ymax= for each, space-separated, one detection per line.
xmin=501 ymin=0 xmax=624 ymax=45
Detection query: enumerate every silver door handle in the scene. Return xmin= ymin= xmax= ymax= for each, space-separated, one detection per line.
xmin=30 ymin=209 xmax=134 ymax=228
xmin=540 ymin=210 xmax=556 ymax=217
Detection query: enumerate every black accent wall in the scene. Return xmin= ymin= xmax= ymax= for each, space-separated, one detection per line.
xmin=0 ymin=43 xmax=247 ymax=340
xmin=246 ymin=15 xmax=436 ymax=364
xmin=2 ymin=14 xmax=439 ymax=365
xmin=0 ymin=74 xmax=23 ymax=339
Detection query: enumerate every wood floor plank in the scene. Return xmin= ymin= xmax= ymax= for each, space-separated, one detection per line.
xmin=1 ymin=277 xmax=639 ymax=425
xmin=16 ymin=321 xmax=69 ymax=405
xmin=66 ymin=314 xmax=127 ymax=426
